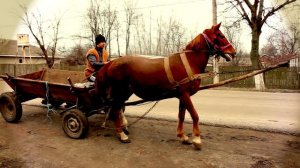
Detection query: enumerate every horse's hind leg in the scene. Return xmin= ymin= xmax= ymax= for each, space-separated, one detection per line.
xmin=177 ymin=101 xmax=192 ymax=145
xmin=180 ymin=92 xmax=202 ymax=150
xmin=120 ymin=106 xmax=130 ymax=135
xmin=110 ymin=105 xmax=131 ymax=143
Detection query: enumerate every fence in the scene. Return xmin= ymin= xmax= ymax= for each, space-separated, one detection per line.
xmin=0 ymin=64 xmax=299 ymax=90
xmin=202 ymin=66 xmax=300 ymax=90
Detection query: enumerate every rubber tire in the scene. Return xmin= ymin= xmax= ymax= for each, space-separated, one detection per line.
xmin=62 ymin=109 xmax=89 ymax=139
xmin=0 ymin=92 xmax=22 ymax=123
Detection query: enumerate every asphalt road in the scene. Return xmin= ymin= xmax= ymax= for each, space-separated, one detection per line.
xmin=126 ymin=89 xmax=300 ymax=135
xmin=1 ymin=79 xmax=300 ymax=135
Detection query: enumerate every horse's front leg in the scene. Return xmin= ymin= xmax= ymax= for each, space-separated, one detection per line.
xmin=110 ymin=105 xmax=131 ymax=143
xmin=180 ymin=92 xmax=202 ymax=150
xmin=177 ymin=100 xmax=192 ymax=145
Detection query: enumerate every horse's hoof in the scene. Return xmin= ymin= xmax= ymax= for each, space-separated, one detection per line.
xmin=118 ymin=132 xmax=131 ymax=143
xmin=120 ymin=138 xmax=131 ymax=143
xmin=192 ymin=136 xmax=202 ymax=150
xmin=180 ymin=135 xmax=192 ymax=145
xmin=182 ymin=140 xmax=192 ymax=145
xmin=192 ymin=141 xmax=202 ymax=150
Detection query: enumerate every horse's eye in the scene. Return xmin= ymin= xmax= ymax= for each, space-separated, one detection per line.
xmin=214 ymin=39 xmax=218 ymax=44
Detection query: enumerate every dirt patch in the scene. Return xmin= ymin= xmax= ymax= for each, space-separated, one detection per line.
xmin=250 ymin=159 xmax=275 ymax=168
xmin=287 ymin=140 xmax=300 ymax=150
xmin=0 ymin=105 xmax=299 ymax=167
xmin=230 ymin=135 xmax=267 ymax=142
xmin=0 ymin=157 xmax=24 ymax=168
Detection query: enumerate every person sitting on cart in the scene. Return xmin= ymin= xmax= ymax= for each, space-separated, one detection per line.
xmin=85 ymin=34 xmax=110 ymax=82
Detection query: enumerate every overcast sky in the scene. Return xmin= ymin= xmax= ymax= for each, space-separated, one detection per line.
xmin=1 ymin=0 xmax=297 ymax=54
xmin=14 ymin=0 xmax=215 ymax=40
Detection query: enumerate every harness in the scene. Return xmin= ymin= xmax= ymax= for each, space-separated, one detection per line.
xmin=164 ymin=51 xmax=215 ymax=87
xmin=163 ymin=32 xmax=228 ymax=86
xmin=202 ymin=33 xmax=231 ymax=57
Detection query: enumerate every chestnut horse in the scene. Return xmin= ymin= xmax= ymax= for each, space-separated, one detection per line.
xmin=95 ymin=23 xmax=236 ymax=149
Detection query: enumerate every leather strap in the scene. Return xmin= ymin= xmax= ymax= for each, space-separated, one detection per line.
xmin=164 ymin=57 xmax=175 ymax=84
xmin=164 ymin=50 xmax=195 ymax=84
xmin=180 ymin=52 xmax=194 ymax=80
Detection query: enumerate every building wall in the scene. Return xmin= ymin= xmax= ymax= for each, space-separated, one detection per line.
xmin=0 ymin=55 xmax=62 ymax=64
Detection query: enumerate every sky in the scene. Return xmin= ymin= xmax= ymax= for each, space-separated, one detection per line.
xmin=15 ymin=0 xmax=215 ymax=40
xmin=0 ymin=0 xmax=297 ymax=55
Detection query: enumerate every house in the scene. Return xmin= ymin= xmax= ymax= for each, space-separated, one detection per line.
xmin=0 ymin=39 xmax=63 ymax=64
xmin=0 ymin=54 xmax=64 ymax=64
xmin=289 ymin=57 xmax=300 ymax=68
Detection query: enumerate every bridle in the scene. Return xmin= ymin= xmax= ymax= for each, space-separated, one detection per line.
xmin=201 ymin=33 xmax=232 ymax=59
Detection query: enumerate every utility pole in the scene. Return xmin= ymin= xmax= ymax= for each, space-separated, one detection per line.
xmin=149 ymin=10 xmax=152 ymax=55
xmin=212 ymin=0 xmax=219 ymax=83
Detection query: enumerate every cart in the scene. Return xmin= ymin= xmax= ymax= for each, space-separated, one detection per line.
xmin=0 ymin=68 xmax=106 ymax=139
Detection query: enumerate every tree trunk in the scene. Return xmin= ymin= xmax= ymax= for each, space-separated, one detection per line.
xmin=250 ymin=27 xmax=265 ymax=91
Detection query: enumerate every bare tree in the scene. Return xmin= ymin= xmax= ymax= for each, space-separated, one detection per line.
xmin=261 ymin=24 xmax=300 ymax=55
xmin=114 ymin=19 xmax=122 ymax=56
xmin=161 ymin=16 xmax=186 ymax=55
xmin=82 ymin=0 xmax=134 ymax=56
xmin=223 ymin=22 xmax=244 ymax=65
xmin=20 ymin=5 xmax=62 ymax=68
xmin=261 ymin=40 xmax=278 ymax=56
xmin=278 ymin=25 xmax=300 ymax=54
xmin=155 ymin=17 xmax=163 ymax=56
xmin=133 ymin=14 xmax=144 ymax=54
xmin=63 ymin=43 xmax=88 ymax=65
xmin=124 ymin=0 xmax=139 ymax=55
xmin=224 ymin=0 xmax=297 ymax=90
xmin=84 ymin=0 xmax=118 ymax=55
xmin=102 ymin=2 xmax=118 ymax=55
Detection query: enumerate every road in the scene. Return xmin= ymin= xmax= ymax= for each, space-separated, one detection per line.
xmin=1 ymin=80 xmax=300 ymax=167
xmin=1 ymin=79 xmax=300 ymax=134
xmin=126 ymin=89 xmax=300 ymax=135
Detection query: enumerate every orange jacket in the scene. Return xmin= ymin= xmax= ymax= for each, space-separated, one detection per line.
xmin=84 ymin=48 xmax=109 ymax=77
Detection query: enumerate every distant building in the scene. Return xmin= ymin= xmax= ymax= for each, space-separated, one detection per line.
xmin=289 ymin=57 xmax=300 ymax=68
xmin=0 ymin=39 xmax=64 ymax=64
xmin=0 ymin=54 xmax=64 ymax=64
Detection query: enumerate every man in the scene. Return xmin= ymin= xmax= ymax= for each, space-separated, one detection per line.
xmin=85 ymin=34 xmax=110 ymax=82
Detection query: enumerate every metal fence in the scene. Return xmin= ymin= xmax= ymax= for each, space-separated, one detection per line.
xmin=0 ymin=64 xmax=299 ymax=90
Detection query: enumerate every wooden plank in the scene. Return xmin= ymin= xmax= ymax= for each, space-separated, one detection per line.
xmin=41 ymin=69 xmax=86 ymax=84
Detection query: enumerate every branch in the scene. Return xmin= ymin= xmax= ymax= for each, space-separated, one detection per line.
xmin=262 ymin=0 xmax=297 ymax=24
xmin=235 ymin=0 xmax=252 ymax=27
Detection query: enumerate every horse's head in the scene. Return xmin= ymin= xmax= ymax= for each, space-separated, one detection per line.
xmin=186 ymin=23 xmax=236 ymax=61
xmin=202 ymin=23 xmax=236 ymax=61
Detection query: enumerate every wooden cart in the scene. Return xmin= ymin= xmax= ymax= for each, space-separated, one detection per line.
xmin=0 ymin=68 xmax=104 ymax=139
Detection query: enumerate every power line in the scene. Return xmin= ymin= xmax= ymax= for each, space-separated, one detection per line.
xmin=130 ymin=0 xmax=206 ymax=10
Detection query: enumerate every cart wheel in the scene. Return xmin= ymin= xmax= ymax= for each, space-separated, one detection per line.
xmin=0 ymin=92 xmax=22 ymax=123
xmin=62 ymin=109 xmax=89 ymax=139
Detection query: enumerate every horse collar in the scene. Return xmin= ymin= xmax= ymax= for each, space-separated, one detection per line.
xmin=164 ymin=51 xmax=195 ymax=85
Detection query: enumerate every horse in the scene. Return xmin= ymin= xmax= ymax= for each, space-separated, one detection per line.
xmin=95 ymin=23 xmax=236 ymax=150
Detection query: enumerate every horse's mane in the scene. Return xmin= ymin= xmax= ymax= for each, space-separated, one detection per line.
xmin=185 ymin=33 xmax=203 ymax=51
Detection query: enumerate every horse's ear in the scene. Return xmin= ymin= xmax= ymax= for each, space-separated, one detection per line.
xmin=212 ymin=23 xmax=221 ymax=32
